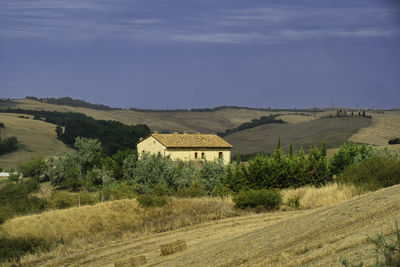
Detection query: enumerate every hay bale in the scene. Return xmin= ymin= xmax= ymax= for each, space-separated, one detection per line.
xmin=160 ymin=239 xmax=187 ymax=256
xmin=114 ymin=255 xmax=147 ymax=267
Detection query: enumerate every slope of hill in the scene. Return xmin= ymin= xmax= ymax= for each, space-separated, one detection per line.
xmin=349 ymin=110 xmax=400 ymax=145
xmin=14 ymin=99 xmax=323 ymax=133
xmin=225 ymin=116 xmax=372 ymax=155
xmin=0 ymin=113 xmax=73 ymax=169
xmin=11 ymin=184 xmax=400 ymax=266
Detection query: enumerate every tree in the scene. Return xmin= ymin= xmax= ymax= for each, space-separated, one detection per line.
xmin=55 ymin=125 xmax=63 ymax=137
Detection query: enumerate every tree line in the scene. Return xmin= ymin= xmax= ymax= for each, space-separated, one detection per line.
xmin=0 ymin=108 xmax=150 ymax=155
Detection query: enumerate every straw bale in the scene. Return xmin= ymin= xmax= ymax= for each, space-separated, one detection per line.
xmin=160 ymin=239 xmax=187 ymax=256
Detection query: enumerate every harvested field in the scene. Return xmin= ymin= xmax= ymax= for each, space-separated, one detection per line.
xmin=8 ymin=184 xmax=399 ymax=266
xmin=225 ymin=116 xmax=372 ymax=155
xmin=349 ymin=111 xmax=400 ymax=145
xmin=0 ymin=113 xmax=73 ymax=169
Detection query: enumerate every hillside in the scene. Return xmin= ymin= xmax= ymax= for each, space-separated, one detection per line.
xmin=225 ymin=116 xmax=372 ymax=155
xmin=0 ymin=113 xmax=73 ymax=169
xmin=14 ymin=99 xmax=321 ymax=133
xmin=4 ymin=98 xmax=400 ymax=162
xmin=10 ymin=184 xmax=400 ymax=266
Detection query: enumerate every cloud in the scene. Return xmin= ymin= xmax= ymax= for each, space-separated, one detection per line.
xmin=0 ymin=0 xmax=398 ymax=43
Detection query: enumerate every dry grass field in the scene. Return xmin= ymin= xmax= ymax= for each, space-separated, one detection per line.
xmin=349 ymin=110 xmax=400 ymax=145
xmin=14 ymin=99 xmax=280 ymax=133
xmin=225 ymin=116 xmax=372 ymax=155
xmin=0 ymin=113 xmax=73 ymax=169
xmin=2 ymin=184 xmax=398 ymax=266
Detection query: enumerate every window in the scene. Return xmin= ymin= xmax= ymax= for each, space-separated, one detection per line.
xmin=142 ymin=150 xmax=145 ymax=154
xmin=218 ymin=152 xmax=223 ymax=159
xmin=195 ymin=152 xmax=198 ymax=159
xmin=201 ymin=152 xmax=205 ymax=159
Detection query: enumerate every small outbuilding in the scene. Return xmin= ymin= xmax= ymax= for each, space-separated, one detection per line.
xmin=137 ymin=131 xmax=232 ymax=164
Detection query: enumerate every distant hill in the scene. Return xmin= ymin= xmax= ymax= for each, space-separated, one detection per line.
xmin=3 ymin=97 xmax=399 ymax=163
xmin=25 ymin=96 xmax=119 ymax=110
xmin=0 ymin=113 xmax=73 ymax=169
xmin=225 ymin=116 xmax=373 ymax=155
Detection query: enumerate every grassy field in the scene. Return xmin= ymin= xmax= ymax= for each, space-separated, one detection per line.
xmin=349 ymin=110 xmax=400 ymax=145
xmin=225 ymin=116 xmax=372 ymax=155
xmin=0 ymin=113 xmax=73 ymax=169
xmin=14 ymin=99 xmax=328 ymax=133
xmin=4 ymin=99 xmax=400 ymax=165
xmin=2 ymin=183 xmax=398 ymax=266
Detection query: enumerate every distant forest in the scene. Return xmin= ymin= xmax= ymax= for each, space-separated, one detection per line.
xmin=217 ymin=115 xmax=286 ymax=137
xmin=0 ymin=108 xmax=150 ymax=155
xmin=25 ymin=96 xmax=121 ymax=111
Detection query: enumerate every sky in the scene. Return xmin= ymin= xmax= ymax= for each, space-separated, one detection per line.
xmin=1 ymin=0 xmax=400 ymax=109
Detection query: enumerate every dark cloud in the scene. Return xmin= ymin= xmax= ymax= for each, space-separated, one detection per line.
xmin=0 ymin=0 xmax=399 ymax=109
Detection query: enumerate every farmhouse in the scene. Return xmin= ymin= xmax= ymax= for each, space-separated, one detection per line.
xmin=137 ymin=131 xmax=232 ymax=164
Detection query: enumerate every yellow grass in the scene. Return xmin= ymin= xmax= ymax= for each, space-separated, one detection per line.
xmin=276 ymin=114 xmax=317 ymax=124
xmin=6 ymin=185 xmax=400 ymax=267
xmin=0 ymin=113 xmax=73 ymax=169
xmin=0 ymin=198 xmax=242 ymax=246
xmin=282 ymin=183 xmax=357 ymax=209
xmin=349 ymin=111 xmax=400 ymax=145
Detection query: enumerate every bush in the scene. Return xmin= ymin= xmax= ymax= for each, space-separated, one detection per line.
xmin=100 ymin=182 xmax=137 ymax=201
xmin=389 ymin=137 xmax=400 ymax=145
xmin=286 ymin=195 xmax=301 ymax=208
xmin=46 ymin=191 xmax=77 ymax=209
xmin=329 ymin=143 xmax=375 ymax=175
xmin=137 ymin=194 xmax=169 ymax=208
xmin=47 ymin=191 xmax=98 ymax=209
xmin=0 ymin=236 xmax=50 ymax=262
xmin=176 ymin=179 xmax=206 ymax=198
xmin=18 ymin=157 xmax=47 ymax=181
xmin=0 ymin=136 xmax=19 ymax=156
xmin=233 ymin=189 xmax=282 ymax=211
xmin=0 ymin=179 xmax=45 ymax=223
xmin=337 ymin=156 xmax=400 ymax=192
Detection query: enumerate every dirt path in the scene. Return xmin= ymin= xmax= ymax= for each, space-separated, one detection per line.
xmin=30 ymin=185 xmax=400 ymax=267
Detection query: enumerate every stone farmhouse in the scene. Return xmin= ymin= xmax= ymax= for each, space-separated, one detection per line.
xmin=137 ymin=131 xmax=232 ymax=164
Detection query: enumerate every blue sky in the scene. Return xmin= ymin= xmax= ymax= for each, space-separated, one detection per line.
xmin=1 ymin=0 xmax=400 ymax=109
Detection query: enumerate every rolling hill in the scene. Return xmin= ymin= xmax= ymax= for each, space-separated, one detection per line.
xmin=1 ymin=98 xmax=399 ymax=166
xmin=225 ymin=116 xmax=372 ymax=155
xmin=8 ymin=184 xmax=400 ymax=266
xmin=0 ymin=113 xmax=73 ymax=169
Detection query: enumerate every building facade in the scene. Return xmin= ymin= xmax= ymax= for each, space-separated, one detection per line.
xmin=137 ymin=132 xmax=232 ymax=164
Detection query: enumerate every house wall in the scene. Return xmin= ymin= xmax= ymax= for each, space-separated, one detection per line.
xmin=166 ymin=148 xmax=231 ymax=164
xmin=137 ymin=136 xmax=166 ymax=157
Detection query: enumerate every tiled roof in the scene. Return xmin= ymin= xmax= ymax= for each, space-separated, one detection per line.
xmin=149 ymin=133 xmax=232 ymax=148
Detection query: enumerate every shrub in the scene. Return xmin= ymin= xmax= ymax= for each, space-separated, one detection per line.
xmin=137 ymin=194 xmax=169 ymax=208
xmin=233 ymin=189 xmax=282 ymax=211
xmin=100 ymin=182 xmax=137 ymax=201
xmin=286 ymin=195 xmax=301 ymax=208
xmin=0 ymin=136 xmax=19 ymax=156
xmin=0 ymin=179 xmax=45 ymax=222
xmin=389 ymin=137 xmax=400 ymax=145
xmin=176 ymin=179 xmax=206 ymax=198
xmin=18 ymin=157 xmax=47 ymax=181
xmin=337 ymin=156 xmax=400 ymax=192
xmin=47 ymin=191 xmax=98 ymax=209
xmin=0 ymin=236 xmax=50 ymax=262
xmin=329 ymin=143 xmax=375 ymax=175
xmin=46 ymin=191 xmax=77 ymax=209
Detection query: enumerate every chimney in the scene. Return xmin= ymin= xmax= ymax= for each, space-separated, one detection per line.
xmin=183 ymin=130 xmax=187 ymax=135
xmin=139 ymin=137 xmax=143 ymax=141
xmin=153 ymin=130 xmax=159 ymax=135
